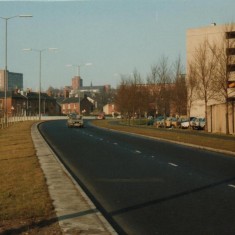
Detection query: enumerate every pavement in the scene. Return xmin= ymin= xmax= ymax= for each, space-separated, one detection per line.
xmin=31 ymin=122 xmax=117 ymax=235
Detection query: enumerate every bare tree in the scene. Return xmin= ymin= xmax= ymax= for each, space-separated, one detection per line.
xmin=147 ymin=55 xmax=172 ymax=118
xmin=192 ymin=38 xmax=219 ymax=131
xmin=186 ymin=62 xmax=198 ymax=119
xmin=115 ymin=70 xmax=147 ymax=124
xmin=172 ymin=55 xmax=187 ymax=117
xmin=209 ymin=23 xmax=235 ymax=134
xmin=156 ymin=55 xmax=172 ymax=119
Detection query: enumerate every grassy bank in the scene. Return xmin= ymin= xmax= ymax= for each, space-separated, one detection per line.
xmin=0 ymin=121 xmax=61 ymax=234
xmin=92 ymin=119 xmax=235 ymax=154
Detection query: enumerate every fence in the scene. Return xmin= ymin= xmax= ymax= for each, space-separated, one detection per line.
xmin=0 ymin=115 xmax=67 ymax=129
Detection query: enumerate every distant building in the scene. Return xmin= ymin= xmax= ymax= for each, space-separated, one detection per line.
xmin=72 ymin=76 xmax=83 ymax=90
xmin=61 ymin=95 xmax=94 ymax=115
xmin=103 ymin=103 xmax=117 ymax=115
xmin=80 ymin=84 xmax=111 ymax=95
xmin=0 ymin=70 xmax=23 ymax=92
xmin=0 ymin=91 xmax=61 ymax=117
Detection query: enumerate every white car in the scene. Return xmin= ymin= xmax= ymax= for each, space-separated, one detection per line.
xmin=180 ymin=117 xmax=196 ymax=129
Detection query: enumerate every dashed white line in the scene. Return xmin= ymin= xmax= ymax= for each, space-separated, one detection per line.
xmin=168 ymin=162 xmax=178 ymax=167
xmin=135 ymin=150 xmax=141 ymax=154
xmin=228 ymin=184 xmax=235 ymax=189
xmin=113 ymin=142 xmax=118 ymax=145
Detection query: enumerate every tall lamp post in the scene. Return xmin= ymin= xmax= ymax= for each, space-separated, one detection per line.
xmin=0 ymin=14 xmax=32 ymax=123
xmin=66 ymin=63 xmax=92 ymax=114
xmin=23 ymin=48 xmax=58 ymax=120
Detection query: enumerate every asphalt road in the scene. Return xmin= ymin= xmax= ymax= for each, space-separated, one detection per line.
xmin=39 ymin=119 xmax=235 ymax=235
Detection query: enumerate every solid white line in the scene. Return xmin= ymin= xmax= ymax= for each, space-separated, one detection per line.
xmin=228 ymin=184 xmax=235 ymax=189
xmin=168 ymin=162 xmax=178 ymax=167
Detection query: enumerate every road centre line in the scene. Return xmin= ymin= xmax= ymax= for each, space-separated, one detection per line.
xmin=168 ymin=162 xmax=178 ymax=167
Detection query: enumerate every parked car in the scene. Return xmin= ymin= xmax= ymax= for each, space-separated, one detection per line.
xmin=67 ymin=113 xmax=84 ymax=128
xmin=147 ymin=116 xmax=155 ymax=126
xmin=180 ymin=117 xmax=196 ymax=129
xmin=116 ymin=115 xmax=123 ymax=119
xmin=163 ymin=117 xmax=179 ymax=128
xmin=191 ymin=117 xmax=206 ymax=130
xmin=97 ymin=113 xmax=105 ymax=119
xmin=154 ymin=116 xmax=165 ymax=128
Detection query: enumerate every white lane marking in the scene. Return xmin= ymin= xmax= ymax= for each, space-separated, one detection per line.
xmin=135 ymin=150 xmax=141 ymax=154
xmin=113 ymin=142 xmax=118 ymax=145
xmin=228 ymin=184 xmax=235 ymax=189
xmin=168 ymin=162 xmax=178 ymax=167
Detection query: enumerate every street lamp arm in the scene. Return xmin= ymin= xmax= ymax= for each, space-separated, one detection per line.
xmin=0 ymin=15 xmax=32 ymax=20
xmin=23 ymin=48 xmax=58 ymax=53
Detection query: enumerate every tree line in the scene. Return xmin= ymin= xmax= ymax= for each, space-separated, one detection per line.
xmin=115 ymin=55 xmax=187 ymax=120
xmin=115 ymin=23 xmax=235 ymax=134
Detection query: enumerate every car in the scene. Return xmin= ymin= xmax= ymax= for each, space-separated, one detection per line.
xmin=180 ymin=117 xmax=196 ymax=129
xmin=165 ymin=117 xmax=173 ymax=128
xmin=147 ymin=116 xmax=155 ymax=125
xmin=67 ymin=113 xmax=84 ymax=128
xmin=165 ymin=117 xmax=179 ymax=128
xmin=97 ymin=114 xmax=105 ymax=120
xmin=154 ymin=116 xmax=165 ymax=128
xmin=116 ymin=115 xmax=123 ymax=119
xmin=191 ymin=117 xmax=206 ymax=130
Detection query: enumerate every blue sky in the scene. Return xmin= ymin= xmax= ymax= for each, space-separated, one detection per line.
xmin=0 ymin=0 xmax=235 ymax=91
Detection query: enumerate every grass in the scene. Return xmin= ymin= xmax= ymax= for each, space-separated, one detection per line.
xmin=0 ymin=121 xmax=61 ymax=234
xmin=0 ymin=118 xmax=234 ymax=233
xmin=92 ymin=119 xmax=235 ymax=154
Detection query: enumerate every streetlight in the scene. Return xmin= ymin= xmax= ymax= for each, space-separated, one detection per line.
xmin=0 ymin=14 xmax=32 ymax=123
xmin=66 ymin=63 xmax=92 ymax=77
xmin=23 ymin=47 xmax=58 ymax=120
xmin=66 ymin=63 xmax=92 ymax=114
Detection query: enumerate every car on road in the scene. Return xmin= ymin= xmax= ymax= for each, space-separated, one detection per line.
xmin=67 ymin=113 xmax=84 ymax=128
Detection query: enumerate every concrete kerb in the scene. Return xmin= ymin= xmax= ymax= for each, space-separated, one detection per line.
xmin=31 ymin=122 xmax=117 ymax=235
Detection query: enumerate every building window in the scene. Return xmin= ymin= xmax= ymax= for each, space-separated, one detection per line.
xmin=227 ymin=64 xmax=235 ymax=72
xmin=226 ymin=48 xmax=235 ymax=55
xmin=0 ymin=99 xmax=3 ymax=110
xmin=226 ymin=31 xmax=235 ymax=39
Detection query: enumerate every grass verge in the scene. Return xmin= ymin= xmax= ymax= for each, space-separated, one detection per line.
xmin=92 ymin=119 xmax=235 ymax=154
xmin=0 ymin=121 xmax=61 ymax=235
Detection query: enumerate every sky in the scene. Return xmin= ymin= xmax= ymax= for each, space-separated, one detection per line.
xmin=0 ymin=0 xmax=235 ymax=91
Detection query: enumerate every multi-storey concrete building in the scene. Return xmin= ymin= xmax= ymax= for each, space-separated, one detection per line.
xmin=0 ymin=70 xmax=23 ymax=92
xmin=186 ymin=23 xmax=235 ymax=134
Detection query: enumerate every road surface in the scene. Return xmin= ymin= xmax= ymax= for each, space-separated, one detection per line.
xmin=39 ymin=120 xmax=235 ymax=235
